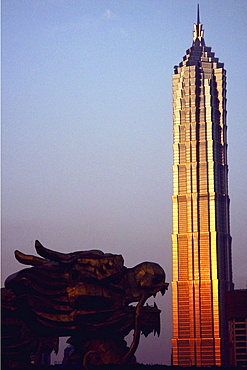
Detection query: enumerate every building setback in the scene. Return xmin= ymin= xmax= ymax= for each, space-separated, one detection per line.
xmin=171 ymin=7 xmax=233 ymax=367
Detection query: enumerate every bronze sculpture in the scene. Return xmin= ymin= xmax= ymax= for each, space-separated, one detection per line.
xmin=2 ymin=240 xmax=168 ymax=368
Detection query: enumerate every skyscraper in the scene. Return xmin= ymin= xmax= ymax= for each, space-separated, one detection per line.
xmin=171 ymin=7 xmax=233 ymax=367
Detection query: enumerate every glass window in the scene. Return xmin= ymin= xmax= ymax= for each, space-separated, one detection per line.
xmin=236 ymin=342 xmax=246 ymax=347
xmin=236 ymin=336 xmax=246 ymax=341
xmin=236 ymin=349 xmax=246 ymax=353
xmin=236 ymin=354 xmax=247 ymax=359
xmin=236 ymin=330 xmax=246 ymax=334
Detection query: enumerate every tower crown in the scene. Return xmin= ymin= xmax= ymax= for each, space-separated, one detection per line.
xmin=193 ymin=4 xmax=204 ymax=46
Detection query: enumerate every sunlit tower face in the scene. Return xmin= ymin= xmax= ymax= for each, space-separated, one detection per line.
xmin=171 ymin=7 xmax=233 ymax=367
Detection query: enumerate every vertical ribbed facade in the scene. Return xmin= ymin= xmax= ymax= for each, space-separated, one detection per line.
xmin=171 ymin=13 xmax=233 ymax=367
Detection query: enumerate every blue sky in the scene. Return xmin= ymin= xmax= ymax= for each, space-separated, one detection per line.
xmin=2 ymin=0 xmax=247 ymax=365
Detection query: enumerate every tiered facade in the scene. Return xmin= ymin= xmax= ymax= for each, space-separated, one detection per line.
xmin=171 ymin=11 xmax=233 ymax=366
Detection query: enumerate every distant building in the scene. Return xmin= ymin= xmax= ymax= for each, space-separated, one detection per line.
xmin=30 ymin=352 xmax=51 ymax=365
xmin=62 ymin=345 xmax=75 ymax=365
xmin=171 ymin=6 xmax=233 ymax=367
xmin=225 ymin=289 xmax=247 ymax=367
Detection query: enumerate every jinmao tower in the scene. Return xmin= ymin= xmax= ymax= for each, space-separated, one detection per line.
xmin=171 ymin=7 xmax=233 ymax=367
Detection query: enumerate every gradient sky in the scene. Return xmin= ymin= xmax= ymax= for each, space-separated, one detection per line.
xmin=2 ymin=0 xmax=247 ymax=365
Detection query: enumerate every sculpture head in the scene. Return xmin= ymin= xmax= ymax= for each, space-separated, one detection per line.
xmin=124 ymin=261 xmax=167 ymax=301
xmin=5 ymin=241 xmax=168 ymax=338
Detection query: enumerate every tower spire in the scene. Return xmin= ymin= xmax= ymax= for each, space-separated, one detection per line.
xmin=193 ymin=4 xmax=204 ymax=44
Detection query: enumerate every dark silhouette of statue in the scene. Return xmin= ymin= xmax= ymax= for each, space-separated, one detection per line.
xmin=2 ymin=240 xmax=168 ymax=368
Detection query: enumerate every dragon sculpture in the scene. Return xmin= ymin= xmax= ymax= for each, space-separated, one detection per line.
xmin=2 ymin=240 xmax=168 ymax=368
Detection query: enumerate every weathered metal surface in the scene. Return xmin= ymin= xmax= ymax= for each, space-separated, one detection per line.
xmin=2 ymin=240 xmax=168 ymax=368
